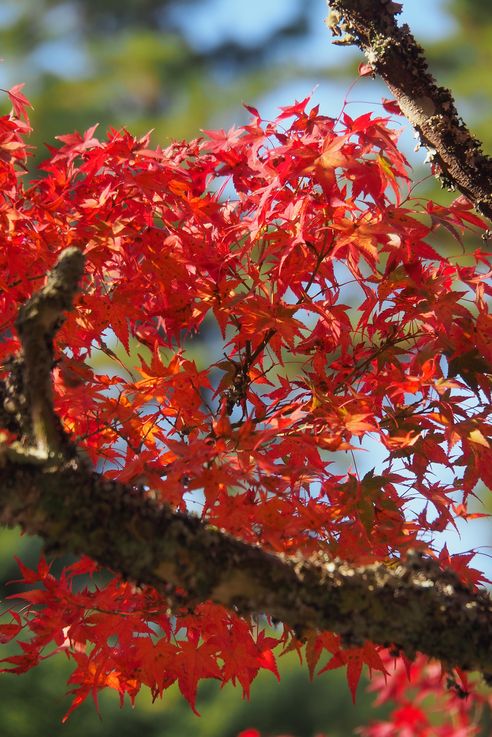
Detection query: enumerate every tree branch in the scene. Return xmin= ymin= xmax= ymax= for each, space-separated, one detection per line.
xmin=1 ymin=249 xmax=492 ymax=682
xmin=0 ymin=456 xmax=492 ymax=678
xmin=13 ymin=247 xmax=85 ymax=458
xmin=326 ymin=0 xmax=492 ymax=221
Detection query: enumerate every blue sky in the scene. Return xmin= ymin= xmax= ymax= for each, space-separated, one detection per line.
xmin=171 ymin=0 xmax=455 ymax=54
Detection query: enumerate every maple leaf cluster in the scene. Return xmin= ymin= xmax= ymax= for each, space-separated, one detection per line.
xmin=0 ymin=85 xmax=491 ymax=732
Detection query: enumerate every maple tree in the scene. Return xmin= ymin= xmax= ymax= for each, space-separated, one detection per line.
xmin=0 ymin=2 xmax=492 ymax=735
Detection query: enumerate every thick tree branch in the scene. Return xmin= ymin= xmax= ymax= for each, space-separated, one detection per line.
xmin=326 ymin=0 xmax=492 ymax=221
xmin=1 ymin=249 xmax=492 ymax=681
xmin=0 ymin=457 xmax=492 ymax=678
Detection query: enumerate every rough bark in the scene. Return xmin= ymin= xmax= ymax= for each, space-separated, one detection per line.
xmin=326 ymin=0 xmax=492 ymax=222
xmin=1 ymin=249 xmax=492 ymax=680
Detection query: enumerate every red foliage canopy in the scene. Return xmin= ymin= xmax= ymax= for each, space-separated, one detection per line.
xmin=0 ymin=87 xmax=491 ymax=733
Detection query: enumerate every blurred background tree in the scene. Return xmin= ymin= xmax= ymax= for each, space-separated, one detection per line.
xmin=0 ymin=0 xmax=491 ymax=735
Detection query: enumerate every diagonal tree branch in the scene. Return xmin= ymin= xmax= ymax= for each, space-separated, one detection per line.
xmin=0 ymin=249 xmax=492 ymax=680
xmin=325 ymin=0 xmax=492 ymax=221
xmin=1 ymin=454 xmax=492 ymax=678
